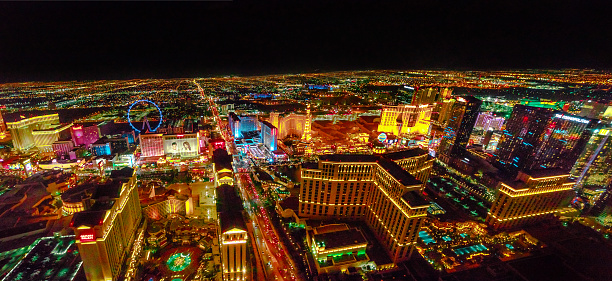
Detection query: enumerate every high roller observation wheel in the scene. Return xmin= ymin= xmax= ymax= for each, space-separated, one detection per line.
xmin=127 ymin=99 xmax=163 ymax=133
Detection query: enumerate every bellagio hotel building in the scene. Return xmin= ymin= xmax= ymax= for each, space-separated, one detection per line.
xmin=299 ymin=149 xmax=433 ymax=263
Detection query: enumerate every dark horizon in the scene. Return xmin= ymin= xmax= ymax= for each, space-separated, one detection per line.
xmin=1 ymin=1 xmax=611 ymax=83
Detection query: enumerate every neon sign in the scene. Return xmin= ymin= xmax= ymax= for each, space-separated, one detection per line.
xmin=79 ymin=229 xmax=96 ymax=242
xmin=554 ymin=114 xmax=590 ymax=124
xmin=378 ymin=133 xmax=387 ymax=142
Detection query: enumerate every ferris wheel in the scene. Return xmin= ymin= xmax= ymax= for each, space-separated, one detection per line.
xmin=127 ymin=99 xmax=163 ymax=133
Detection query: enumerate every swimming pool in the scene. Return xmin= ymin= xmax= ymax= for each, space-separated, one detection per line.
xmin=453 ymin=244 xmax=488 ymax=255
xmin=419 ymin=231 xmax=436 ymax=245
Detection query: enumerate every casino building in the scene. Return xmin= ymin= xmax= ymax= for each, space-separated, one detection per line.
xmin=139 ymin=132 xmax=200 ymax=158
xmin=70 ymin=168 xmax=142 ymax=281
xmin=6 ymin=113 xmax=72 ymax=153
xmin=268 ymin=111 xmax=311 ymax=140
xmin=299 ymin=148 xmax=433 ymax=263
xmin=308 ymin=223 xmax=371 ymax=274
xmin=228 ymin=112 xmax=259 ymax=140
xmin=377 ymin=104 xmax=433 ymax=136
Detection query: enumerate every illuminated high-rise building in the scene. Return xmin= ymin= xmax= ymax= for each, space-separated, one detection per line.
xmin=486 ymin=169 xmax=574 ymax=230
xmin=571 ymin=128 xmax=612 ymax=190
xmin=495 ymin=105 xmax=597 ymax=174
xmin=269 ymin=112 xmax=280 ymax=129
xmin=260 ymin=120 xmax=278 ymax=152
xmin=70 ymin=168 xmax=142 ymax=281
xmin=402 ymin=87 xmax=451 ymax=105
xmin=377 ymin=104 xmax=433 ymax=136
xmin=6 ymin=113 xmax=72 ymax=153
xmin=217 ymin=184 xmax=248 ymax=281
xmin=437 ymin=96 xmax=482 ymax=159
xmin=434 ymin=98 xmax=455 ymax=126
xmin=410 ymin=87 xmax=439 ymax=105
xmin=299 ymin=148 xmax=432 ymax=263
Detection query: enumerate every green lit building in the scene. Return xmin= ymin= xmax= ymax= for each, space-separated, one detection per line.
xmin=308 ymin=224 xmax=371 ymax=274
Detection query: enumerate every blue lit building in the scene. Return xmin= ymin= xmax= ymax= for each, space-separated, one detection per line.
xmin=228 ymin=112 xmax=259 ymax=139
xmin=91 ymin=136 xmax=130 ymax=156
xmin=121 ymin=131 xmax=136 ymax=144
xmin=260 ymin=120 xmax=277 ymax=152
xmin=92 ymin=142 xmax=112 ymax=156
xmin=438 ymin=96 xmax=482 ymax=159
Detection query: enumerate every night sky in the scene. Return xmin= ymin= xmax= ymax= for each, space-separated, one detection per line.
xmin=1 ymin=1 xmax=611 ymax=82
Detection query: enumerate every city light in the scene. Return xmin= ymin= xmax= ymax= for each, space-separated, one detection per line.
xmin=0 ymin=47 xmax=611 ymax=281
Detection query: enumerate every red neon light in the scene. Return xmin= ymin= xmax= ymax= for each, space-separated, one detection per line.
xmin=79 ymin=229 xmax=96 ymax=242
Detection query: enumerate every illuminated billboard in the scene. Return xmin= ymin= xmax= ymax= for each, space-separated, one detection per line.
xmin=163 ymin=135 xmax=199 ymax=157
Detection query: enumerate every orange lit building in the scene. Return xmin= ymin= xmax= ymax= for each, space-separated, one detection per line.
xmin=486 ymin=169 xmax=574 ymax=230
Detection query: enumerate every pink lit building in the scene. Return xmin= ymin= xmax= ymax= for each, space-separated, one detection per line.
xmin=139 ymin=133 xmax=164 ymax=157
xmin=71 ymin=123 xmax=101 ymax=146
xmin=52 ymin=140 xmax=74 ymax=158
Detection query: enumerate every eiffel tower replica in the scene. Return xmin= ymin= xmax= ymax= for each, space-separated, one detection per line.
xmin=302 ymin=103 xmax=312 ymax=142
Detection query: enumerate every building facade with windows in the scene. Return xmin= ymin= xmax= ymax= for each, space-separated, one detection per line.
xmin=70 ymin=168 xmax=142 ymax=281
xmin=139 ymin=133 xmax=164 ymax=157
xmin=486 ymin=169 xmax=574 ymax=230
xmin=71 ymin=122 xmax=102 ymax=147
xmin=437 ymin=96 xmax=482 ymax=159
xmin=571 ymin=128 xmax=612 ymax=190
xmin=495 ymin=105 xmax=597 ymax=174
xmin=377 ymin=104 xmax=434 ymax=136
xmin=269 ymin=111 xmax=312 ymax=140
xmin=299 ymin=149 xmax=432 ymax=263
